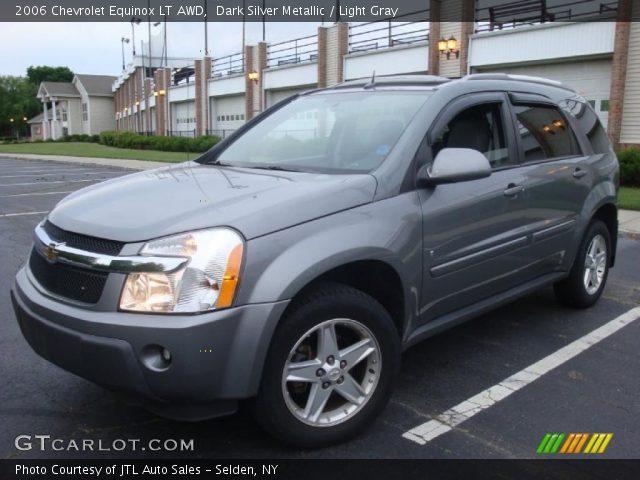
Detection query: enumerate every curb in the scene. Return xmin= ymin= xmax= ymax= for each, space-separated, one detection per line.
xmin=0 ymin=153 xmax=171 ymax=171
xmin=620 ymin=230 xmax=640 ymax=241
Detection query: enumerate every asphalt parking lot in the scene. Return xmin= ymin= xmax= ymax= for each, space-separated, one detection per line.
xmin=1 ymin=157 xmax=639 ymax=460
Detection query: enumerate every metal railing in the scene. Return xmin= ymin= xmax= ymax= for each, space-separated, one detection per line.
xmin=348 ymin=9 xmax=430 ymax=53
xmin=206 ymin=129 xmax=236 ymax=138
xmin=267 ymin=34 xmax=318 ymax=68
xmin=212 ymin=51 xmax=245 ymax=78
xmin=171 ymin=67 xmax=195 ymax=86
xmin=136 ymin=131 xmax=155 ymax=136
xmin=475 ymin=0 xmax=618 ymax=33
xmin=168 ymin=129 xmax=196 ymax=138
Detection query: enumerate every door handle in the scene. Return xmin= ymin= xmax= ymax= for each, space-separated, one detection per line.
xmin=504 ymin=183 xmax=524 ymax=197
xmin=573 ymin=168 xmax=588 ymax=179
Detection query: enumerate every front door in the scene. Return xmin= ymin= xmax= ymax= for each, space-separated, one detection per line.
xmin=417 ymin=93 xmax=531 ymax=324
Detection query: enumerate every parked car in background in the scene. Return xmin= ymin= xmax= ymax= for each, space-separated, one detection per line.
xmin=12 ymin=74 xmax=618 ymax=447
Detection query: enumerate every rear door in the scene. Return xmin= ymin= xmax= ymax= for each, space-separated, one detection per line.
xmin=417 ymin=92 xmax=532 ymax=324
xmin=507 ymin=94 xmax=592 ymax=275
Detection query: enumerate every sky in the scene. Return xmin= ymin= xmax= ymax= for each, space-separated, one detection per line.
xmin=0 ymin=22 xmax=322 ymax=77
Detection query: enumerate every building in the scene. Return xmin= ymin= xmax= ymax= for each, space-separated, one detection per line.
xmin=112 ymin=0 xmax=640 ymax=148
xmin=35 ymin=74 xmax=117 ymax=140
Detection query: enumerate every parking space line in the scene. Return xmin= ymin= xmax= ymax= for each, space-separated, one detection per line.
xmin=0 ymin=191 xmax=73 ymax=198
xmin=402 ymin=306 xmax=640 ymax=445
xmin=0 ymin=179 xmax=103 ymax=187
xmin=0 ymin=211 xmax=48 ymax=218
xmin=0 ymin=171 xmax=123 ymax=178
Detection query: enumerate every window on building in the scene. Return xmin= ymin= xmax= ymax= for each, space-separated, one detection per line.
xmin=600 ymin=100 xmax=610 ymax=112
xmin=62 ymin=110 xmax=67 ymax=121
xmin=432 ymin=102 xmax=511 ymax=169
xmin=82 ymin=103 xmax=88 ymax=121
xmin=513 ymin=104 xmax=579 ymax=162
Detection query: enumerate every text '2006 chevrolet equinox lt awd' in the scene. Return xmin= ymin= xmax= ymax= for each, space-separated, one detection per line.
xmin=11 ymin=74 xmax=618 ymax=447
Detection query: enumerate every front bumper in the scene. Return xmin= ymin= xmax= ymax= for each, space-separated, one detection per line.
xmin=11 ymin=267 xmax=289 ymax=418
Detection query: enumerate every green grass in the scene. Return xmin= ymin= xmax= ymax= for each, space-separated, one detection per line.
xmin=0 ymin=142 xmax=198 ymax=163
xmin=619 ymin=187 xmax=640 ymax=211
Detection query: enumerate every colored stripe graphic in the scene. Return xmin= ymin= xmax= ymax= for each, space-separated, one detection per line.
xmin=539 ymin=433 xmax=613 ymax=454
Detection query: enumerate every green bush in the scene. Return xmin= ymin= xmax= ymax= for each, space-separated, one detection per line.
xmin=618 ymin=147 xmax=640 ymax=188
xmin=98 ymin=131 xmax=221 ymax=153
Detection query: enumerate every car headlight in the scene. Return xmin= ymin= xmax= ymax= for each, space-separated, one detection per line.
xmin=119 ymin=228 xmax=244 ymax=313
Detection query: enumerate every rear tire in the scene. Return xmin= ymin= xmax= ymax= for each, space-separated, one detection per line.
xmin=252 ymin=282 xmax=401 ymax=448
xmin=554 ymin=220 xmax=610 ymax=308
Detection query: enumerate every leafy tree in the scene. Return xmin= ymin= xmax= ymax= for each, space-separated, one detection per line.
xmin=0 ymin=66 xmax=74 ymax=138
xmin=26 ymin=66 xmax=74 ymax=85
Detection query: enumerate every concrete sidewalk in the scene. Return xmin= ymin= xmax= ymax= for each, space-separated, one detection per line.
xmin=619 ymin=209 xmax=640 ymax=239
xmin=2 ymin=152 xmax=639 ymax=238
xmin=0 ymin=153 xmax=171 ymax=171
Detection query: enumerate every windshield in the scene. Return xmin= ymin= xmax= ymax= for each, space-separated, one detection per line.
xmin=202 ymin=91 xmax=430 ymax=173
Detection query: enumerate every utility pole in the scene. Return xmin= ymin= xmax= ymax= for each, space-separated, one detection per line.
xmin=204 ymin=0 xmax=209 ymax=55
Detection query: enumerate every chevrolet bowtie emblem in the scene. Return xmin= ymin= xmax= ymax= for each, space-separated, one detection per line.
xmin=46 ymin=242 xmax=60 ymax=262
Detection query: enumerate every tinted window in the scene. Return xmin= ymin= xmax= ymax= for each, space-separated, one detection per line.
xmin=559 ymin=98 xmax=611 ymax=155
xmin=513 ymin=104 xmax=579 ymax=162
xmin=432 ymin=103 xmax=511 ymax=169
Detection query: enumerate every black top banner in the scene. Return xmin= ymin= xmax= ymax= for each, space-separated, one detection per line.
xmin=3 ymin=0 xmax=628 ymax=22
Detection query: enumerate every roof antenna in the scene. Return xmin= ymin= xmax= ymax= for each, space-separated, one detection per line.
xmin=364 ymin=70 xmax=376 ymax=89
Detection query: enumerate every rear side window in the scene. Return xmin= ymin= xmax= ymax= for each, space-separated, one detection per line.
xmin=513 ymin=104 xmax=579 ymax=162
xmin=559 ymin=98 xmax=612 ymax=154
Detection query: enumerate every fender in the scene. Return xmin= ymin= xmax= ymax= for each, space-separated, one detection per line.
xmin=237 ymin=193 xmax=424 ymax=333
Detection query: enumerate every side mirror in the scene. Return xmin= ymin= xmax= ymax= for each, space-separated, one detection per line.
xmin=418 ymin=148 xmax=491 ymax=185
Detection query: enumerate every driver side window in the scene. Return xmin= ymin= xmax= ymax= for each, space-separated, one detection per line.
xmin=432 ymin=102 xmax=512 ymax=169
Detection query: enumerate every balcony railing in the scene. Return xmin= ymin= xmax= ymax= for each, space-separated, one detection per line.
xmin=348 ymin=8 xmax=429 ymax=53
xmin=171 ymin=67 xmax=195 ymax=86
xmin=212 ymin=52 xmax=245 ymax=78
xmin=267 ymin=34 xmax=318 ymax=68
xmin=475 ymin=0 xmax=618 ymax=33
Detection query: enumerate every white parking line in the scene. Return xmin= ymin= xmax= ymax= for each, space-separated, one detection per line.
xmin=0 ymin=179 xmax=102 ymax=187
xmin=0 ymin=211 xmax=48 ymax=218
xmin=0 ymin=191 xmax=73 ymax=198
xmin=0 ymin=171 xmax=122 ymax=178
xmin=402 ymin=306 xmax=640 ymax=445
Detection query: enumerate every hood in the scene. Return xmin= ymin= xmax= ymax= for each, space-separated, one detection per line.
xmin=48 ymin=162 xmax=377 ymax=242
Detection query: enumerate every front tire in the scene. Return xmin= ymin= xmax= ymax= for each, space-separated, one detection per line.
xmin=252 ymin=283 xmax=401 ymax=448
xmin=554 ymin=220 xmax=611 ymax=308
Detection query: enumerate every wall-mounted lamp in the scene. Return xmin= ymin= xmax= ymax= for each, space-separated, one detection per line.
xmin=248 ymin=71 xmax=259 ymax=82
xmin=135 ymin=101 xmax=140 ymax=106
xmin=438 ymin=36 xmax=460 ymax=60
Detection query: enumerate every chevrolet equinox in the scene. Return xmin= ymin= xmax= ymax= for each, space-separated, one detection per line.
xmin=11 ymin=74 xmax=619 ymax=447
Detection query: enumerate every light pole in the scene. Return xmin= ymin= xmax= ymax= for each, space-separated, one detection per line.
xmin=121 ymin=37 xmax=130 ymax=71
xmin=131 ymin=17 xmax=142 ymax=56
xmin=22 ymin=117 xmax=27 ymax=139
xmin=9 ymin=117 xmax=15 ymax=139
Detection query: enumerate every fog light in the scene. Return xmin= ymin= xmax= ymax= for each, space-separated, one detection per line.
xmin=141 ymin=344 xmax=172 ymax=371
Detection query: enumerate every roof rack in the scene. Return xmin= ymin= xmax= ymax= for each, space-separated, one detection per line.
xmin=333 ymin=75 xmax=451 ymax=90
xmin=462 ymin=73 xmax=575 ymax=92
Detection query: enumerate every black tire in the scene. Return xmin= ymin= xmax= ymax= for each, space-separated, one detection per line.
xmin=554 ymin=220 xmax=611 ymax=308
xmin=251 ymin=282 xmax=401 ymax=448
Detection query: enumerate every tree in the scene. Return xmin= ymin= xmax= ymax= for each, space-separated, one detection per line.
xmin=26 ymin=66 xmax=74 ymax=85
xmin=0 ymin=66 xmax=74 ymax=138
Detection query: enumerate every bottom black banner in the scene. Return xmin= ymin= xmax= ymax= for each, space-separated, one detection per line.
xmin=2 ymin=459 xmax=639 ymax=480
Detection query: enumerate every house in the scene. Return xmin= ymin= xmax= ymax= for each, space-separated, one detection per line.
xmin=35 ymin=74 xmax=117 ymax=140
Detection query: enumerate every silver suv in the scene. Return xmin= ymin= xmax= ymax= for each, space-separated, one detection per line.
xmin=11 ymin=74 xmax=619 ymax=447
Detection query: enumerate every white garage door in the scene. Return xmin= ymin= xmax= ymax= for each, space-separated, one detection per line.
xmin=211 ymin=95 xmax=245 ymax=136
xmin=170 ymin=100 xmax=196 ymax=136
xmin=267 ymin=87 xmax=312 ymax=108
xmin=476 ymin=59 xmax=612 ymax=128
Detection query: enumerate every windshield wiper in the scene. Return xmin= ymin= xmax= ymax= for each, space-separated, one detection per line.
xmin=207 ymin=160 xmax=233 ymax=166
xmin=247 ymin=165 xmax=301 ymax=172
